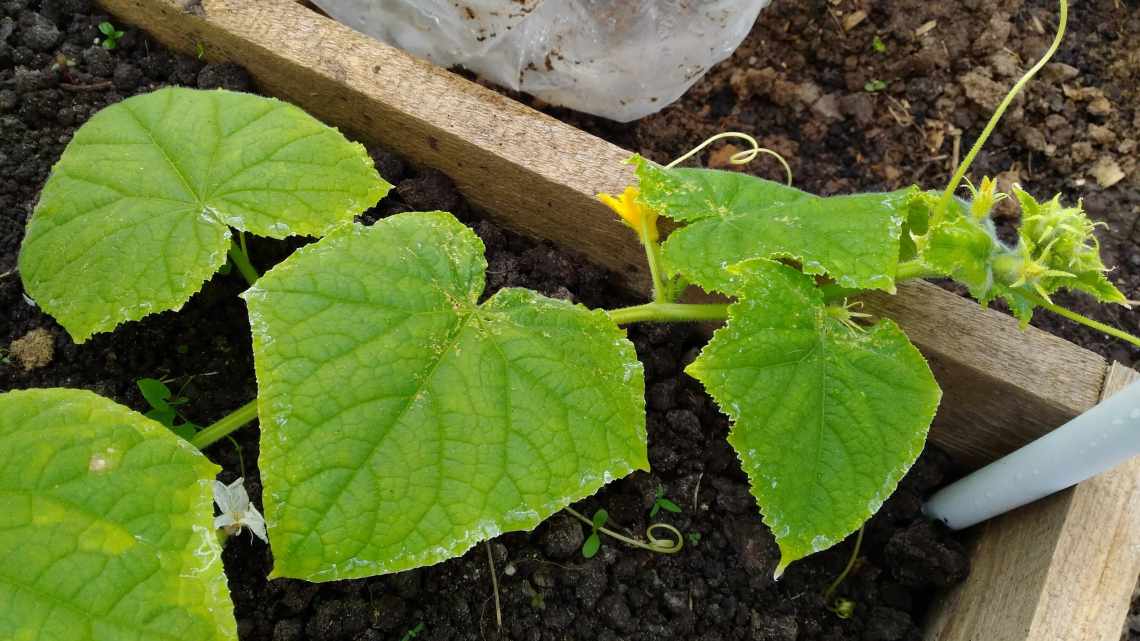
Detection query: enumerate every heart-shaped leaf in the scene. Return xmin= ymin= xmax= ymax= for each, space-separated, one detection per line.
xmin=0 ymin=388 xmax=235 ymax=641
xmin=686 ymin=259 xmax=940 ymax=574
xmin=20 ymin=87 xmax=388 ymax=342
xmin=244 ymin=211 xmax=647 ymax=581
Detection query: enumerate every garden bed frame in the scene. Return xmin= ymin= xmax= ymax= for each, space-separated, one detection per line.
xmin=97 ymin=1 xmax=1140 ymax=638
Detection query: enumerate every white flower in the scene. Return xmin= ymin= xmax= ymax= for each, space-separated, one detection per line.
xmin=213 ymin=477 xmax=267 ymax=543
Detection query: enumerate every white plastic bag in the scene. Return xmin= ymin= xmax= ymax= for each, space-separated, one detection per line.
xmin=312 ymin=0 xmax=770 ymax=122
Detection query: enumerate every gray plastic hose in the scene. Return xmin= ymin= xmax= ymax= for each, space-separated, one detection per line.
xmin=924 ymin=378 xmax=1140 ymax=530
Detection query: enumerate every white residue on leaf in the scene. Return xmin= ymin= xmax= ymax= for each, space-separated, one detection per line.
xmin=88 ymin=446 xmax=118 ymax=473
xmin=810 ymin=534 xmax=831 ymax=553
xmin=185 ymin=522 xmax=224 ymax=578
xmin=866 ymin=494 xmax=884 ymax=515
xmin=88 ymin=453 xmax=108 ymax=473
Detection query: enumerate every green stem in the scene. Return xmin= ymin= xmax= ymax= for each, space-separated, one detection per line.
xmin=821 ymin=261 xmax=942 ymax=303
xmin=564 ymin=507 xmax=683 ymax=554
xmin=895 ymin=260 xmax=941 ymax=282
xmin=1031 ymin=295 xmax=1140 ymax=348
xmin=639 ymin=221 xmax=669 ymax=303
xmin=823 ymin=526 xmax=865 ymax=603
xmin=228 ymin=236 xmax=259 ymax=286
xmin=190 ymin=400 xmax=259 ymax=449
xmin=606 ymin=302 xmax=729 ymax=325
xmin=939 ymin=0 xmax=1067 ymax=211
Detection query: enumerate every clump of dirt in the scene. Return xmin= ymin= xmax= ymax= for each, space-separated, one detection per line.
xmin=8 ymin=326 xmax=53 ymax=370
xmin=1 ymin=2 xmax=971 ymax=641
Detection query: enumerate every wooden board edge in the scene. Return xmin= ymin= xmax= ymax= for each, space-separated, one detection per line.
xmin=924 ymin=362 xmax=1140 ymax=641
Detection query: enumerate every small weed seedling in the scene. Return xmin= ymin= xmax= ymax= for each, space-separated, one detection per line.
xmin=98 ymin=21 xmax=124 ymax=50
xmin=871 ymin=35 xmax=887 ymax=53
xmin=832 ymin=598 xmax=856 ymax=620
xmin=581 ymin=509 xmax=608 ymax=559
xmin=136 ymin=377 xmax=199 ymax=439
xmin=864 ymin=78 xmax=888 ymax=92
xmin=400 ymin=623 xmax=425 ymax=641
xmin=2 ymin=1 xmax=1135 ymax=638
xmin=136 ymin=375 xmax=247 ymax=477
xmin=650 ymin=486 xmax=683 ymax=518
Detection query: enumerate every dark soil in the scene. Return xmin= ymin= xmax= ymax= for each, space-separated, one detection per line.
xmin=4 ymin=0 xmax=1134 ymax=640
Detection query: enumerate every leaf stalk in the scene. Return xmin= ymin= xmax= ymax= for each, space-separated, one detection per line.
xmin=823 ymin=526 xmax=865 ymax=604
xmin=1029 ymin=294 xmax=1140 ymax=348
xmin=606 ymin=302 xmax=729 ymax=325
xmin=228 ymin=235 xmax=260 ymax=286
xmin=190 ymin=400 xmax=259 ymax=449
xmin=640 ymin=222 xmax=670 ymax=303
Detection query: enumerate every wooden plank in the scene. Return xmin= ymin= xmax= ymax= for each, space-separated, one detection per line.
xmin=97 ymin=0 xmax=1110 ymax=468
xmin=862 ymin=285 xmax=1107 ymax=469
xmin=924 ymin=363 xmax=1140 ymax=641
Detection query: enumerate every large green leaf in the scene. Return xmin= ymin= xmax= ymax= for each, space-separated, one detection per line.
xmin=245 ymin=211 xmax=647 ymax=581
xmin=686 ymin=260 xmax=940 ymax=574
xmin=632 ymin=156 xmax=909 ymax=294
xmin=19 ymin=87 xmax=388 ymax=342
xmin=0 ymin=388 xmax=234 ymax=641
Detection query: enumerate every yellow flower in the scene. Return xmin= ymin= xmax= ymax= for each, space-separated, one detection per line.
xmin=598 ymin=186 xmax=659 ymax=242
xmin=967 ymin=176 xmax=1006 ymax=221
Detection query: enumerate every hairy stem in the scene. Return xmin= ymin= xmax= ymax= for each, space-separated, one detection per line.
xmin=606 ymin=302 xmax=729 ymax=325
xmin=894 ymin=260 xmax=941 ymax=282
xmin=563 ymin=507 xmax=683 ymax=554
xmin=640 ymin=221 xmax=669 ymax=303
xmin=819 ymin=261 xmax=942 ymax=303
xmin=1031 ymin=295 xmax=1140 ymax=348
xmin=939 ymin=0 xmax=1067 ymax=211
xmin=228 ymin=236 xmax=260 ymax=286
xmin=190 ymin=400 xmax=259 ymax=449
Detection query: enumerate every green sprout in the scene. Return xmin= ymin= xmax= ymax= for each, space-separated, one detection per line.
xmin=98 ymin=22 xmax=125 ymax=50
xmin=832 ymin=598 xmax=856 ymax=619
xmin=399 ymin=623 xmax=425 ymax=641
xmin=581 ymin=508 xmax=608 ymax=558
xmin=864 ymin=79 xmax=888 ymax=92
xmin=871 ymin=35 xmax=887 ymax=53
xmin=649 ymin=486 xmax=683 ymax=518
xmin=137 ymin=377 xmax=200 ymax=440
xmin=136 ymin=376 xmax=247 ymax=476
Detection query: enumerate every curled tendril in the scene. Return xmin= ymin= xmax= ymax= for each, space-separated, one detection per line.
xmin=939 ymin=0 xmax=1067 ymax=210
xmin=644 ymin=523 xmax=685 ymax=553
xmin=563 ymin=506 xmax=684 ymax=555
xmin=666 ymin=131 xmax=794 ymax=186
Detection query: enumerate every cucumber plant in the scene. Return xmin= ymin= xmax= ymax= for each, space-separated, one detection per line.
xmin=3 ymin=1 xmax=1135 ymax=637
